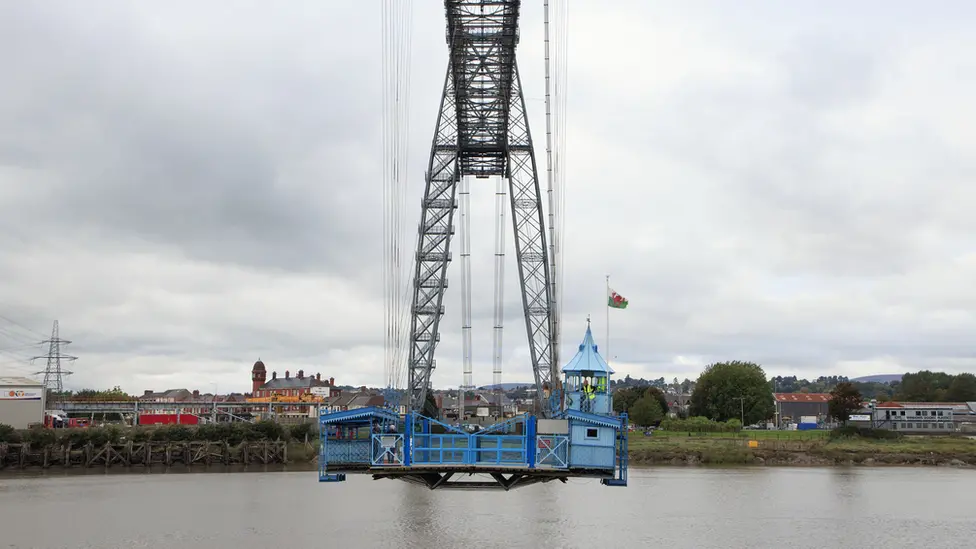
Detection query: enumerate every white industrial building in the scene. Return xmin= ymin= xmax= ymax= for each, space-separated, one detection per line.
xmin=872 ymin=402 xmax=955 ymax=433
xmin=0 ymin=376 xmax=46 ymax=429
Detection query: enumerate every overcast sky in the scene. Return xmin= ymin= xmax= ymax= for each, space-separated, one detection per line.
xmin=1 ymin=1 xmax=975 ymax=395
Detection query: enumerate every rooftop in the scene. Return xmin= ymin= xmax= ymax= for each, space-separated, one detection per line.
xmin=874 ymin=401 xmax=963 ymax=409
xmin=774 ymin=393 xmax=831 ymax=403
xmin=0 ymin=376 xmax=43 ymax=386
xmin=562 ymin=321 xmax=614 ymax=375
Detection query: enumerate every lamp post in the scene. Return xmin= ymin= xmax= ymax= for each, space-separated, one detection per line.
xmin=734 ymin=396 xmax=745 ymax=428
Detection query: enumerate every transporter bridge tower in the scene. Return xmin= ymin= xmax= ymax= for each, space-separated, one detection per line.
xmin=316 ymin=0 xmax=628 ymax=491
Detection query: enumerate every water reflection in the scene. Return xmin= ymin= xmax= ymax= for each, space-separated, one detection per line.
xmin=1 ymin=466 xmax=975 ymax=549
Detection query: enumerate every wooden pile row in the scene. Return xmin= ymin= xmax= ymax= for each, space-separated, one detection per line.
xmin=0 ymin=440 xmax=288 ymax=469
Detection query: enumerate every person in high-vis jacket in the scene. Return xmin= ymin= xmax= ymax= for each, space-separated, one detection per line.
xmin=581 ymin=378 xmax=596 ymax=411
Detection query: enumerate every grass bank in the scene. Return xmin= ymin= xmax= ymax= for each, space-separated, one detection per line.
xmin=628 ymin=429 xmax=976 ymax=466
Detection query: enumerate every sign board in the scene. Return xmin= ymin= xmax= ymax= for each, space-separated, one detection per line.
xmin=537 ymin=419 xmax=569 ymax=434
xmin=849 ymin=414 xmax=871 ymax=422
xmin=476 ymin=407 xmax=489 ymax=417
xmin=1 ymin=387 xmax=43 ymax=400
xmin=310 ymin=386 xmax=331 ymax=397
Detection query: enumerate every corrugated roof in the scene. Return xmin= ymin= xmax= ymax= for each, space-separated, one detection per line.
xmin=774 ymin=393 xmax=831 ymax=403
xmin=319 ymin=406 xmax=398 ymax=424
xmin=560 ymin=409 xmax=623 ymax=429
xmin=879 ymin=401 xmax=962 ymax=409
xmin=562 ymin=323 xmax=614 ymax=375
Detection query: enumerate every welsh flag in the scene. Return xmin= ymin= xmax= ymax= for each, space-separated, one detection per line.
xmin=608 ymin=289 xmax=628 ymax=309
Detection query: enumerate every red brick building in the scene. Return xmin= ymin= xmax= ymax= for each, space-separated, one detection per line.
xmin=250 ymin=359 xmax=336 ymax=399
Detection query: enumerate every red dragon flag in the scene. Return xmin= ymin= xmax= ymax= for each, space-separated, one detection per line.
xmin=608 ymin=288 xmax=629 ymax=309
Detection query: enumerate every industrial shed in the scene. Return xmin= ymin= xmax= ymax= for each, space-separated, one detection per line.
xmin=0 ymin=376 xmax=46 ymax=429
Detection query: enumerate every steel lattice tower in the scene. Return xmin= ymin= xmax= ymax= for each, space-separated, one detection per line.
xmin=32 ymin=320 xmax=77 ymax=407
xmin=408 ymin=0 xmax=556 ymax=417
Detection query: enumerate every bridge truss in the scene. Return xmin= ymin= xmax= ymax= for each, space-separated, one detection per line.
xmin=407 ymin=0 xmax=557 ymax=417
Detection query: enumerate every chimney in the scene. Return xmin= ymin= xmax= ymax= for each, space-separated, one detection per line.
xmin=316 ymin=373 xmax=321 ymax=382
xmin=329 ymin=377 xmax=334 ymax=386
xmin=285 ymin=370 xmax=290 ymax=379
xmin=193 ymin=390 xmax=200 ymax=397
xmin=298 ymin=369 xmax=304 ymax=380
xmin=272 ymin=371 xmax=277 ymax=379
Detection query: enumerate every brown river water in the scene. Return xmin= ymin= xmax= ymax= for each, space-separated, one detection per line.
xmin=1 ymin=465 xmax=974 ymax=548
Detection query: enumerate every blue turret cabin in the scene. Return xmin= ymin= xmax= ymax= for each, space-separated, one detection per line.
xmin=558 ymin=321 xmax=622 ymax=470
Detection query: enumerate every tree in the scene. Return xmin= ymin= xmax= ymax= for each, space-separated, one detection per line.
xmin=629 ymin=396 xmax=664 ymax=427
xmin=828 ymin=382 xmax=863 ymax=423
xmin=898 ymin=370 xmax=953 ymax=402
xmin=689 ymin=360 xmax=775 ymax=425
xmin=946 ymin=373 xmax=976 ymax=402
xmin=613 ymin=386 xmax=668 ymax=416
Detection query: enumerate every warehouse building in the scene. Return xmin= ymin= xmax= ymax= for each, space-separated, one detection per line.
xmin=0 ymin=376 xmax=46 ymax=429
xmin=774 ymin=393 xmax=831 ymax=427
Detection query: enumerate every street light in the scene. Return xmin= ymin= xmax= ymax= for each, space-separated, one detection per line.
xmin=734 ymin=396 xmax=745 ymax=427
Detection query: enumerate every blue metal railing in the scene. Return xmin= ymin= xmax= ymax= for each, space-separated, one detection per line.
xmin=408 ymin=433 xmax=530 ymax=466
xmin=470 ymin=434 xmax=528 ymax=465
xmin=410 ymin=434 xmax=469 ymax=464
xmin=602 ymin=413 xmax=628 ymax=487
xmin=371 ymin=434 xmax=405 ymax=466
xmin=323 ymin=439 xmax=371 ymax=464
xmin=536 ymin=434 xmax=569 ymax=468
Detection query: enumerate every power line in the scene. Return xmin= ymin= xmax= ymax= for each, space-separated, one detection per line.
xmin=31 ymin=320 xmax=77 ymax=407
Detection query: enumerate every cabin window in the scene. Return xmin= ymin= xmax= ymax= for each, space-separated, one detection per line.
xmin=585 ymin=428 xmax=598 ymax=439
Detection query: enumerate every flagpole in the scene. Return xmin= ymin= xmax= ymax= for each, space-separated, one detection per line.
xmin=606 ymin=274 xmax=610 ymax=367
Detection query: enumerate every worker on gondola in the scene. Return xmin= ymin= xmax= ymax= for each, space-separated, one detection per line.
xmin=581 ymin=378 xmax=596 ymax=411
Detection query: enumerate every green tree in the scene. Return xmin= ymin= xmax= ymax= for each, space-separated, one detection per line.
xmin=689 ymin=360 xmax=774 ymax=425
xmin=946 ymin=373 xmax=976 ymax=402
xmin=629 ymin=396 xmax=664 ymax=427
xmin=898 ymin=370 xmax=953 ymax=401
xmin=0 ymin=424 xmax=20 ymax=443
xmin=613 ymin=386 xmax=668 ymax=416
xmin=828 ymin=382 xmax=863 ymax=422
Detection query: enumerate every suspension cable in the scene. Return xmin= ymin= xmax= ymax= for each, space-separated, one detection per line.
xmin=381 ymin=0 xmax=414 ymax=391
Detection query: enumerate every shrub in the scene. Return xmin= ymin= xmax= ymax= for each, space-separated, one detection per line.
xmin=659 ymin=416 xmax=742 ymax=433
xmin=830 ymin=426 xmax=903 ymax=440
xmin=289 ymin=422 xmax=316 ymax=441
xmin=248 ymin=419 xmax=287 ymax=441
xmin=22 ymin=428 xmax=56 ymax=446
xmin=6 ymin=419 xmax=318 ymax=447
xmin=0 ymin=424 xmax=22 ymax=443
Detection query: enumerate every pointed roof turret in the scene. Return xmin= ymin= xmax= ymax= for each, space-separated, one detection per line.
xmin=562 ymin=319 xmax=615 ymax=375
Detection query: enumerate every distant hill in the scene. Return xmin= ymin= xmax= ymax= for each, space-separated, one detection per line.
xmin=477 ymin=382 xmax=534 ymax=390
xmin=851 ymin=374 xmax=903 ymax=384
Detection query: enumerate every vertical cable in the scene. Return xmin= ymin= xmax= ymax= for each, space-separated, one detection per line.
xmin=492 ymin=175 xmax=507 ymax=417
xmin=459 ymin=175 xmax=472 ymax=420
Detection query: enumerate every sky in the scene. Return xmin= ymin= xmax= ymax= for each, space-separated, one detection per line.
xmin=1 ymin=1 xmax=975 ymax=395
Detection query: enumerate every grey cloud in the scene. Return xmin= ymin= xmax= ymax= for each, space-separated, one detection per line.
xmin=2 ymin=1 xmax=975 ymax=394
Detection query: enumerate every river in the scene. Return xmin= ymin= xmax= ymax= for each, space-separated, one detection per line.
xmin=1 ymin=465 xmax=974 ymax=548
